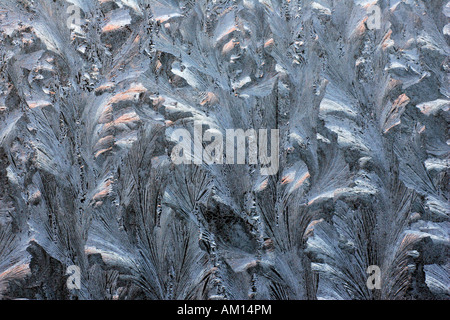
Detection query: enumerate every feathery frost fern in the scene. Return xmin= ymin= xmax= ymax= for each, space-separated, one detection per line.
xmin=0 ymin=0 xmax=448 ymax=300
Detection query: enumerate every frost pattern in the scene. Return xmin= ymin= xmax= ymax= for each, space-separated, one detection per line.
xmin=0 ymin=0 xmax=448 ymax=300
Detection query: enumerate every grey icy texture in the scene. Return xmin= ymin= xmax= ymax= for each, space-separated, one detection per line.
xmin=0 ymin=0 xmax=449 ymax=300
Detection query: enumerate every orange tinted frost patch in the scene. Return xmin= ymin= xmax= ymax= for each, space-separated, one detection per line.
xmin=292 ymin=172 xmax=310 ymax=191
xmin=95 ymin=134 xmax=114 ymax=147
xmin=307 ymin=190 xmax=335 ymax=206
xmin=29 ymin=189 xmax=41 ymax=204
xmin=387 ymin=78 xmax=402 ymax=91
xmin=263 ymin=238 xmax=274 ymax=252
xmin=27 ymin=100 xmax=51 ymax=109
xmin=84 ymin=247 xmax=98 ymax=255
xmin=94 ymin=147 xmax=112 ymax=158
xmin=155 ymin=60 xmax=163 ymax=72
xmin=155 ymin=13 xmax=182 ymax=23
xmin=0 ymin=264 xmax=29 ymax=279
xmin=114 ymin=112 xmax=140 ymax=125
xmin=264 ymin=38 xmax=274 ymax=48
xmin=383 ymin=94 xmax=410 ymax=133
xmin=399 ymin=233 xmax=422 ymax=249
xmin=0 ymin=264 xmax=30 ymax=298
xmin=356 ymin=18 xmax=368 ymax=36
xmin=95 ymin=82 xmax=115 ymax=94
xmin=281 ymin=171 xmax=295 ymax=184
xmin=152 ymin=96 xmax=165 ymax=108
xmin=217 ymin=26 xmax=237 ymax=42
xmin=255 ymin=178 xmax=268 ymax=192
xmin=200 ymin=92 xmax=219 ymax=106
xmin=418 ymin=104 xmax=433 ymax=115
xmin=93 ymin=179 xmax=113 ymax=201
xmin=93 ymin=135 xmax=114 ymax=157
xmin=108 ymin=83 xmax=147 ymax=104
xmin=304 ymin=218 xmax=324 ymax=238
xmin=0 ymin=263 xmax=30 ymax=292
xmin=393 ymin=93 xmax=410 ymax=107
xmin=102 ymin=24 xmax=124 ymax=33
xmin=222 ymin=39 xmax=238 ymax=54
xmin=363 ymin=2 xmax=377 ymax=9
xmin=97 ymin=122 xmax=116 ymax=137
xmin=98 ymin=105 xmax=113 ymax=124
